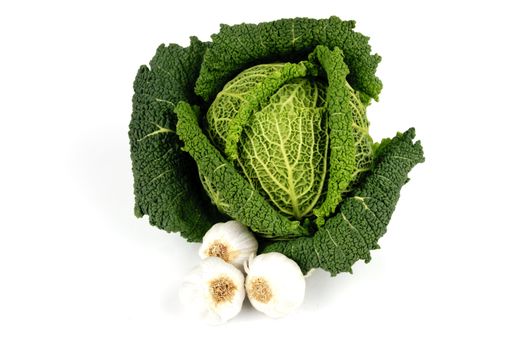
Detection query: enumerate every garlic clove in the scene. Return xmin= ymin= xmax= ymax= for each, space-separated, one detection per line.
xmin=179 ymin=257 xmax=245 ymax=325
xmin=244 ymin=252 xmax=305 ymax=318
xmin=199 ymin=221 xmax=258 ymax=270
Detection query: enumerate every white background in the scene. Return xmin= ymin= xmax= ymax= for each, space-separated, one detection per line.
xmin=1 ymin=0 xmax=524 ymax=349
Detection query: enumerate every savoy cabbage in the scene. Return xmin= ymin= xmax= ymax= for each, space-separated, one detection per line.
xmin=129 ymin=16 xmax=424 ymax=274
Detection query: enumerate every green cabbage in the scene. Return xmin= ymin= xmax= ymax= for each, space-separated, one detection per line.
xmin=129 ymin=17 xmax=424 ymax=274
xmin=206 ymin=63 xmax=330 ymax=219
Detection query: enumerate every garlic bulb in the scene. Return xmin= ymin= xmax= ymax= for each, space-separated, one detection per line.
xmin=199 ymin=221 xmax=258 ymax=270
xmin=244 ymin=252 xmax=305 ymax=318
xmin=179 ymin=257 xmax=245 ymax=324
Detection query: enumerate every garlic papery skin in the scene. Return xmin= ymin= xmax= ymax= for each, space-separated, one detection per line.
xmin=198 ymin=220 xmax=258 ymax=270
xmin=244 ymin=252 xmax=305 ymax=318
xmin=178 ymin=257 xmax=245 ymax=325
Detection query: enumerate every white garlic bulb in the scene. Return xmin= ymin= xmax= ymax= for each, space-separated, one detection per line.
xmin=244 ymin=252 xmax=305 ymax=318
xmin=178 ymin=257 xmax=245 ymax=325
xmin=199 ymin=220 xmax=258 ymax=270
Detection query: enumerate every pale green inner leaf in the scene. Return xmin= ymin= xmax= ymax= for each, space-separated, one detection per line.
xmin=206 ymin=64 xmax=285 ymax=150
xmin=238 ymin=79 xmax=328 ymax=218
xmin=346 ymin=81 xmax=373 ymax=182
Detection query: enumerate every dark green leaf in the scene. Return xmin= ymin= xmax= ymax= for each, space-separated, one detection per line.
xmin=195 ymin=16 xmax=382 ymax=103
xmin=129 ymin=38 xmax=224 ymax=242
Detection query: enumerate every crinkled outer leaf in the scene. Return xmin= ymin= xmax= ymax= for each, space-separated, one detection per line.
xmin=175 ymin=101 xmax=308 ymax=240
xmin=309 ymin=46 xmax=370 ymax=226
xmin=195 ymin=16 xmax=382 ymax=103
xmin=262 ymin=128 xmax=424 ymax=275
xmin=129 ymin=37 xmax=224 ymax=242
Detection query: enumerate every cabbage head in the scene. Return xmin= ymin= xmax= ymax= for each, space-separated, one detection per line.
xmin=129 ymin=17 xmax=424 ymax=275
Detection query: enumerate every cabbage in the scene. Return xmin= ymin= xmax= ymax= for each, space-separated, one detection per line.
xmin=129 ymin=17 xmax=424 ymax=274
xmin=206 ymin=57 xmax=373 ymax=222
